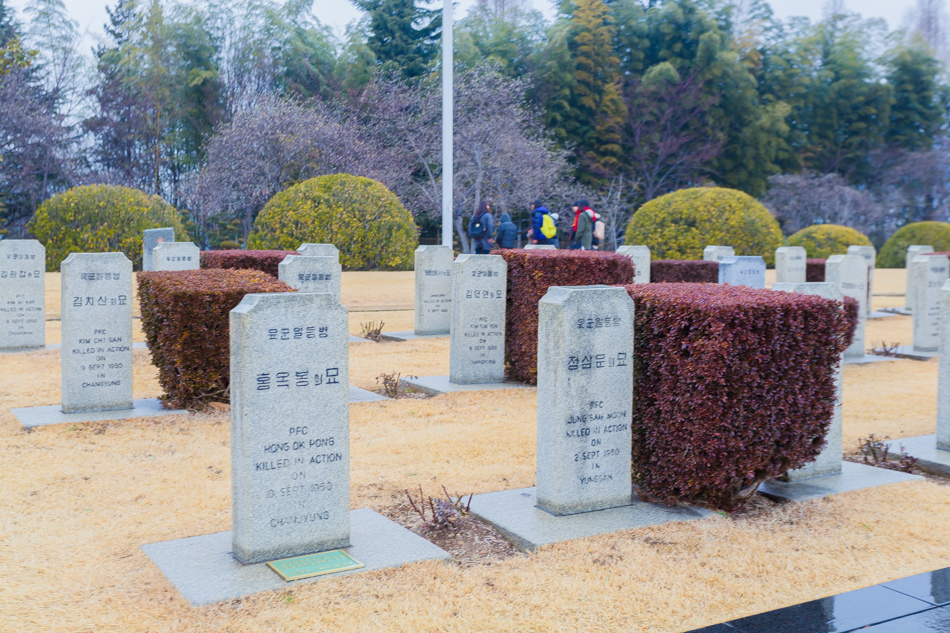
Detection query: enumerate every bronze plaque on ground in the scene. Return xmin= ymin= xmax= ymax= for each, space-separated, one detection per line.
xmin=266 ymin=549 xmax=363 ymax=581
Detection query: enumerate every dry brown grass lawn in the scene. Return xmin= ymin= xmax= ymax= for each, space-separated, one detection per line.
xmin=2 ymin=268 xmax=946 ymax=633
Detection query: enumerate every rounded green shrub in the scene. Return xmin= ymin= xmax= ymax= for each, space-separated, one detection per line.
xmin=877 ymin=222 xmax=950 ymax=268
xmin=28 ymin=185 xmax=186 ymax=271
xmin=248 ymin=174 xmax=416 ymax=271
xmin=787 ymin=224 xmax=872 ymax=259
xmin=624 ymin=187 xmax=784 ymax=265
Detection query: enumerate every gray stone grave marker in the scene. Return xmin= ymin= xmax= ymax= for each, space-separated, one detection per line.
xmin=775 ymin=246 xmax=807 ymax=284
xmin=61 ymin=253 xmax=133 ymax=413
xmin=718 ymin=256 xmax=766 ymax=289
xmin=906 ymin=245 xmax=935 ymax=311
xmin=524 ymin=244 xmax=556 ymax=250
xmin=703 ymin=245 xmax=735 ymax=262
xmin=0 ymin=239 xmax=45 ymax=350
xmin=297 ymin=243 xmax=340 ymax=262
xmin=449 ymin=254 xmax=506 ymax=384
xmin=278 ymin=255 xmax=342 ymax=300
xmin=826 ymin=254 xmax=867 ymax=358
xmin=912 ymin=254 xmax=949 ymax=352
xmin=143 ymin=227 xmax=175 ymax=272
xmin=536 ymin=286 xmax=634 ymax=516
xmin=152 ymin=242 xmax=200 ymax=271
xmin=413 ymin=246 xmax=452 ymax=335
xmin=847 ymin=245 xmax=876 ymax=316
xmin=230 ymin=291 xmax=349 ymax=564
xmin=938 ymin=280 xmax=950 ymax=450
xmin=616 ymin=245 xmax=650 ymax=284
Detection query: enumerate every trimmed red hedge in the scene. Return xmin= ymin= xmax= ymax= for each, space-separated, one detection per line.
xmin=651 ymin=260 xmax=719 ymax=283
xmin=842 ymin=295 xmax=858 ymax=348
xmin=138 ymin=269 xmax=294 ymax=409
xmin=200 ymin=249 xmax=298 ymax=278
xmin=806 ymin=259 xmax=826 ymax=282
xmin=626 ymin=283 xmax=850 ymax=509
xmin=501 ymin=249 xmax=635 ymax=384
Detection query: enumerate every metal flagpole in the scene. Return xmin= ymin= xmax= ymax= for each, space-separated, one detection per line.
xmin=441 ymin=0 xmax=453 ymax=248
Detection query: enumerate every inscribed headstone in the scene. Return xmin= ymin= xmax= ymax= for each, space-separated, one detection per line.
xmin=278 ymin=255 xmax=342 ymax=300
xmin=413 ymin=246 xmax=452 ymax=335
xmin=616 ymin=245 xmax=650 ymax=284
xmin=775 ymin=246 xmax=807 ymax=284
xmin=297 ymin=243 xmax=340 ymax=263
xmin=0 ymin=239 xmax=45 ymax=350
xmin=536 ymin=286 xmax=634 ymax=515
xmin=825 ymin=254 xmax=867 ymax=358
xmin=906 ymin=245 xmax=935 ymax=311
xmin=143 ymin=228 xmax=175 ymax=272
xmin=152 ymin=242 xmax=200 ymax=271
xmin=524 ymin=244 xmax=556 ymax=250
xmin=912 ymin=254 xmax=949 ymax=352
xmin=937 ymin=280 xmax=950 ymax=450
xmin=847 ymin=245 xmax=876 ymax=316
xmin=703 ymin=245 xmax=735 ymax=262
xmin=61 ymin=253 xmax=133 ymax=413
xmin=718 ymin=256 xmax=766 ymax=289
xmin=230 ymin=292 xmax=349 ymax=564
xmin=449 ymin=254 xmax=506 ymax=384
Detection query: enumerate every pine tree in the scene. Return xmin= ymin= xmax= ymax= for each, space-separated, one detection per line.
xmin=886 ymin=42 xmax=944 ymax=151
xmin=354 ymin=0 xmax=440 ymax=78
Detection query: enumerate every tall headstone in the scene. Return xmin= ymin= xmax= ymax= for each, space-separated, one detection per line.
xmin=826 ymin=254 xmax=867 ymax=358
xmin=449 ymin=254 xmax=507 ymax=384
xmin=616 ymin=245 xmax=650 ymax=284
xmin=772 ymin=282 xmax=844 ymax=480
xmin=536 ymin=286 xmax=634 ymax=515
xmin=937 ymin=280 xmax=950 ymax=450
xmin=0 ymin=239 xmax=45 ymax=350
xmin=230 ymin=292 xmax=350 ymax=564
xmin=413 ymin=246 xmax=452 ymax=335
xmin=278 ymin=255 xmax=342 ymax=300
xmin=912 ymin=254 xmax=949 ymax=352
xmin=152 ymin=242 xmax=200 ymax=271
xmin=847 ymin=245 xmax=876 ymax=316
xmin=61 ymin=253 xmax=133 ymax=413
xmin=703 ymin=245 xmax=735 ymax=262
xmin=143 ymin=227 xmax=175 ymax=272
xmin=775 ymin=246 xmax=807 ymax=284
xmin=718 ymin=256 xmax=766 ymax=289
xmin=524 ymin=244 xmax=556 ymax=250
xmin=906 ymin=245 xmax=935 ymax=311
xmin=297 ymin=243 xmax=340 ymax=262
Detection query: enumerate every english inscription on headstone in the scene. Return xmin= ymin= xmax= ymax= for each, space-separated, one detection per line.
xmin=413 ymin=245 xmax=452 ymax=335
xmin=278 ymin=255 xmax=342 ymax=300
xmin=449 ymin=254 xmax=506 ymax=384
xmin=616 ymin=245 xmax=650 ymax=284
xmin=937 ymin=280 xmax=950 ymax=451
xmin=703 ymin=245 xmax=735 ymax=262
xmin=536 ymin=286 xmax=634 ymax=516
xmin=297 ymin=243 xmax=340 ymax=262
xmin=718 ymin=256 xmax=766 ymax=289
xmin=847 ymin=245 xmax=876 ymax=316
xmin=775 ymin=246 xmax=807 ymax=284
xmin=912 ymin=254 xmax=950 ymax=352
xmin=0 ymin=239 xmax=45 ymax=350
xmin=143 ymin=227 xmax=175 ymax=272
xmin=772 ymin=282 xmax=844 ymax=480
xmin=230 ymin=292 xmax=350 ymax=564
xmin=61 ymin=253 xmax=133 ymax=413
xmin=906 ymin=245 xmax=935 ymax=311
xmin=152 ymin=242 xmax=200 ymax=271
xmin=826 ymin=254 xmax=867 ymax=358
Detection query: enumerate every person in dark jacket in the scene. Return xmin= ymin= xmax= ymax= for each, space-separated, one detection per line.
xmin=468 ymin=200 xmax=494 ymax=254
xmin=528 ymin=200 xmax=556 ymax=246
xmin=495 ymin=212 xmax=517 ymax=249
xmin=570 ymin=199 xmax=596 ymax=250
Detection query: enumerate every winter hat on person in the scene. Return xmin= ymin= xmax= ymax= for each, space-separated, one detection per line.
xmin=533 ymin=199 xmax=543 ymax=208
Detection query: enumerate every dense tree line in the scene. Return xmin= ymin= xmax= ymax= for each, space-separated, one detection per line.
xmin=1 ymin=0 xmax=948 ymax=249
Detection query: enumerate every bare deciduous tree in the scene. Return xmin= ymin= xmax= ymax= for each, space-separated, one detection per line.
xmin=762 ymin=171 xmax=884 ymax=238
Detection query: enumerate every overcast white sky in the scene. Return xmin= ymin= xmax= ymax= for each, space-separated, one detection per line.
xmin=7 ymin=0 xmax=917 ymax=47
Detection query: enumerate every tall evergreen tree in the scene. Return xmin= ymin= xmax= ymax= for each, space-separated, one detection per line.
xmin=885 ymin=42 xmax=944 ymax=151
xmin=354 ymin=0 xmax=440 ymax=78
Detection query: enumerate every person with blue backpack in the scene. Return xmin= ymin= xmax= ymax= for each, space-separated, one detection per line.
xmin=528 ymin=199 xmax=558 ymax=246
xmin=468 ymin=200 xmax=494 ymax=254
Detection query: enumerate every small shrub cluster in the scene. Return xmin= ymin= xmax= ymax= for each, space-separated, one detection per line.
xmin=787 ymin=224 xmax=872 ymax=259
xmin=200 ymin=249 xmax=298 ymax=278
xmin=626 ymin=283 xmax=850 ymax=509
xmin=806 ymin=259 xmax=826 ymax=282
xmin=138 ymin=269 xmax=293 ymax=409
xmin=650 ymin=260 xmax=719 ymax=283
xmin=624 ymin=187 xmax=784 ymax=265
xmin=878 ymin=222 xmax=950 ymax=268
xmin=500 ymin=249 xmax=635 ymax=384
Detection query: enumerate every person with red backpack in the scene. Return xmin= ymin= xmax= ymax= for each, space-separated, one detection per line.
xmin=468 ymin=200 xmax=494 ymax=254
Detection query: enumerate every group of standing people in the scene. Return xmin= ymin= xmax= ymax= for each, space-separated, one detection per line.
xmin=467 ymin=199 xmax=604 ymax=253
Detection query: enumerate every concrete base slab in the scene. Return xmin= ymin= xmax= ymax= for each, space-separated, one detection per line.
xmin=402 ymin=375 xmax=533 ymax=396
xmin=1 ymin=341 xmax=147 ymax=354
xmin=13 ymin=398 xmax=187 ymax=429
xmin=759 ymin=461 xmax=922 ymax=502
xmin=141 ymin=508 xmax=450 ymax=606
xmin=843 ymin=354 xmax=905 ymax=365
xmin=348 ymin=335 xmax=372 ymax=343
xmin=468 ymin=486 xmax=710 ymax=552
xmin=868 ymin=310 xmax=899 ymax=319
xmin=349 ymin=386 xmax=387 ymax=403
xmin=882 ymin=434 xmax=950 ymax=477
xmin=892 ymin=346 xmax=939 ymax=360
xmin=384 ymin=331 xmax=450 ymax=341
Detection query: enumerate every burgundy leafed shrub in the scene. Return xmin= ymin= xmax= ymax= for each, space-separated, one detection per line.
xmin=650 ymin=260 xmax=718 ymax=283
xmin=626 ymin=283 xmax=850 ymax=509
xmin=842 ymin=295 xmax=858 ymax=348
xmin=806 ymin=259 xmax=826 ymax=282
xmin=501 ymin=249 xmax=635 ymax=384
xmin=200 ymin=249 xmax=298 ymax=278
xmin=138 ymin=269 xmax=294 ymax=409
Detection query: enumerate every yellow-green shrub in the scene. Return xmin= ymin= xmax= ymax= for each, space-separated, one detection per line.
xmin=28 ymin=185 xmax=186 ymax=271
xmin=787 ymin=224 xmax=872 ymax=259
xmin=878 ymin=222 xmax=950 ymax=268
xmin=624 ymin=187 xmax=784 ymax=265
xmin=248 ymin=174 xmax=416 ymax=271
